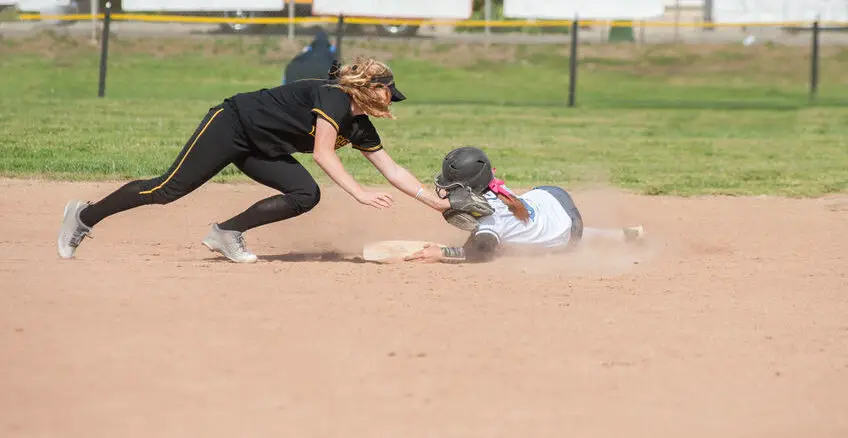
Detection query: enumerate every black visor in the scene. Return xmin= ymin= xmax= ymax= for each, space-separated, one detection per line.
xmin=328 ymin=60 xmax=406 ymax=102
xmin=372 ymin=72 xmax=406 ymax=102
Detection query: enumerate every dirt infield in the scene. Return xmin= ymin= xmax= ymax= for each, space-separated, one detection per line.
xmin=1 ymin=178 xmax=846 ymax=438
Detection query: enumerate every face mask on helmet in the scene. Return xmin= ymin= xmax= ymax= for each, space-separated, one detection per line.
xmin=433 ymin=177 xmax=469 ymax=200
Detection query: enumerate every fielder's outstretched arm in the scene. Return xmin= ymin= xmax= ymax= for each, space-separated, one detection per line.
xmin=313 ymin=117 xmax=394 ymax=209
xmin=361 ymin=148 xmax=450 ymax=212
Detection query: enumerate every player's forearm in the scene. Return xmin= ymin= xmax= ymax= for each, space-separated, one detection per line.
xmin=387 ymin=166 xmax=449 ymax=211
xmin=313 ymin=150 xmax=364 ymax=199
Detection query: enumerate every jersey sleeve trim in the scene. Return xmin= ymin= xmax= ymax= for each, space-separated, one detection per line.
xmin=352 ymin=143 xmax=383 ymax=152
xmin=440 ymin=246 xmax=466 ymax=263
xmin=311 ymin=108 xmax=340 ymax=131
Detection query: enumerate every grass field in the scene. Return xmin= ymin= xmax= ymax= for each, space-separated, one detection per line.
xmin=1 ymin=32 xmax=847 ymax=196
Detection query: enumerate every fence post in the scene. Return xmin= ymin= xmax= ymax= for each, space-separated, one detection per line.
xmin=287 ymin=0 xmax=295 ymax=41
xmin=335 ymin=14 xmax=344 ymax=61
xmin=810 ymin=20 xmax=820 ymax=102
xmin=674 ymin=0 xmax=681 ymax=42
xmin=97 ymin=2 xmax=112 ymax=98
xmin=703 ymin=0 xmax=714 ymax=31
xmin=484 ymin=0 xmax=491 ymax=36
xmin=568 ymin=17 xmax=579 ymax=108
xmin=90 ymin=0 xmax=98 ymax=43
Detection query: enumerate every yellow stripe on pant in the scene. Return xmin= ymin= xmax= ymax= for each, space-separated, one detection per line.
xmin=139 ymin=108 xmax=224 ymax=195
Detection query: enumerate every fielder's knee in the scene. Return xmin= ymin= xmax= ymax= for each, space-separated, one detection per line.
xmin=151 ymin=186 xmax=186 ymax=205
xmin=134 ymin=177 xmax=187 ymax=205
xmin=287 ymin=184 xmax=321 ymax=214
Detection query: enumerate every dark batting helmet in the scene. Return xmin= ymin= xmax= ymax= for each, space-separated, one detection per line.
xmin=434 ymin=146 xmax=494 ymax=198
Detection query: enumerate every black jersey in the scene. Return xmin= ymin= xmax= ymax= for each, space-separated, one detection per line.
xmin=225 ymin=79 xmax=382 ymax=157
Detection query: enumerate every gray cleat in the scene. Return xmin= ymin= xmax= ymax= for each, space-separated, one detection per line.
xmin=201 ymin=224 xmax=258 ymax=263
xmin=58 ymin=200 xmax=93 ymax=259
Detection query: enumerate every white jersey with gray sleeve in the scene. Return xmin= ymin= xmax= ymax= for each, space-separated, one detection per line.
xmin=474 ymin=187 xmax=574 ymax=248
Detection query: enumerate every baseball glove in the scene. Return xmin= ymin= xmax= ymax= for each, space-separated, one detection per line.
xmin=447 ymin=187 xmax=494 ymax=218
xmin=441 ymin=188 xmax=494 ymax=231
xmin=443 ymin=209 xmax=480 ymax=231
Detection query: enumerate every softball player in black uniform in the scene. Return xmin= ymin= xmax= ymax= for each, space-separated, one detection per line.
xmin=58 ymin=57 xmax=450 ymax=263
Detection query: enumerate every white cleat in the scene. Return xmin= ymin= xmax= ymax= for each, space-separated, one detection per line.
xmin=58 ymin=200 xmax=93 ymax=259
xmin=202 ymin=224 xmax=258 ymax=263
xmin=623 ymin=225 xmax=646 ymax=243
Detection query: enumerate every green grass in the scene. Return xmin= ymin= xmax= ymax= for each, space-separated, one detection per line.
xmin=1 ymin=33 xmax=847 ymax=196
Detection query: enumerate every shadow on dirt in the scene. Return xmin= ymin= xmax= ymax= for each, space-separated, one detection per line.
xmin=261 ymin=251 xmax=372 ymax=263
xmin=205 ymin=251 xmax=378 ymax=264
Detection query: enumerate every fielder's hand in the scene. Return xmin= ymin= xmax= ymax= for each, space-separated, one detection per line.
xmin=356 ymin=191 xmax=394 ymax=209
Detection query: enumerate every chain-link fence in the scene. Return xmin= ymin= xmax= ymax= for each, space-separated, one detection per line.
xmin=3 ymin=1 xmax=847 ymax=108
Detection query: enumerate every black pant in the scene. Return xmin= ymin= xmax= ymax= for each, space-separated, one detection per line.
xmin=79 ymin=103 xmax=320 ymax=233
xmin=534 ymin=186 xmax=584 ymax=245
